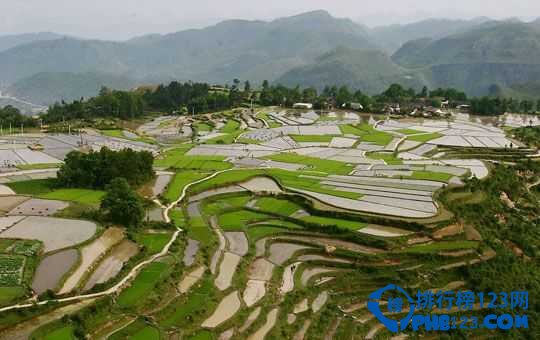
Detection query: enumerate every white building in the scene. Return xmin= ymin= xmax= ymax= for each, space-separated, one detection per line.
xmin=293 ymin=103 xmax=313 ymax=109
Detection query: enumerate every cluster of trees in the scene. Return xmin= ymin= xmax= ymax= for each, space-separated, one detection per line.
xmin=56 ymin=148 xmax=154 ymax=228
xmin=43 ymin=87 xmax=144 ymax=123
xmin=470 ymin=97 xmax=540 ymax=115
xmin=428 ymin=87 xmax=467 ymax=101
xmin=42 ymin=80 xmax=253 ymax=121
xmin=142 ymin=81 xmax=232 ymax=113
xmin=258 ymin=82 xmax=467 ymax=111
xmin=259 ymin=81 xmax=374 ymax=109
xmin=0 ymin=106 xmax=36 ymax=129
xmin=56 ymin=148 xmax=154 ymax=189
xmin=38 ymin=79 xmax=540 ymax=121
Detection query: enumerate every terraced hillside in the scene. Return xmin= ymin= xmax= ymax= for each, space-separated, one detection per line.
xmin=0 ymin=107 xmax=537 ymax=339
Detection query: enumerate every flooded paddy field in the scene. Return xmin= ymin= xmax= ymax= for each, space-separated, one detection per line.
xmin=31 ymin=249 xmax=78 ymax=294
xmin=59 ymin=227 xmax=124 ymax=294
xmin=0 ymin=216 xmax=97 ymax=253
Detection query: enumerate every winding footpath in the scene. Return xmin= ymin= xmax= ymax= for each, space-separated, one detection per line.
xmin=0 ymin=169 xmax=234 ymax=314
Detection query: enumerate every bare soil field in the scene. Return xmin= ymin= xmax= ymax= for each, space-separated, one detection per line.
xmin=178 ymin=266 xmax=206 ymax=294
xmin=301 ymin=267 xmax=337 ymax=286
xmin=248 ymin=258 xmax=275 ymax=281
xmin=312 ymin=290 xmax=329 ymax=312
xmin=255 ymin=238 xmax=267 ymax=257
xmin=0 ymin=216 xmax=25 ymax=232
xmin=358 ymin=225 xmax=414 ymax=237
xmin=243 ymin=280 xmax=266 ymax=307
xmin=293 ymin=298 xmax=309 ymax=314
xmin=248 ymin=308 xmax=279 ymax=340
xmin=296 ymin=254 xmax=351 ymax=264
xmin=225 ymin=232 xmax=248 ymax=256
xmin=240 ymin=177 xmax=283 ymax=193
xmin=0 ymin=184 xmax=15 ymax=195
xmin=275 ymin=235 xmax=383 ymax=254
xmin=268 ymin=243 xmax=312 ymax=265
xmin=83 ymin=240 xmax=139 ymax=291
xmin=202 ymin=291 xmax=241 ymax=328
xmin=239 ymin=307 xmax=261 ymax=333
xmin=8 ymin=198 xmax=68 ymax=217
xmin=280 ymin=262 xmax=302 ymax=295
xmin=293 ymin=319 xmax=312 ymax=340
xmin=0 ymin=196 xmax=30 ymax=213
xmin=214 ymin=252 xmax=241 ymax=291
xmin=59 ymin=227 xmax=124 ymax=294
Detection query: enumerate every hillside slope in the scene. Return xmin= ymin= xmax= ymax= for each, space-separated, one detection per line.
xmin=0 ymin=32 xmax=67 ymax=52
xmin=392 ymin=21 xmax=540 ymax=96
xmin=276 ymin=47 xmax=425 ymax=93
xmin=7 ymin=72 xmax=139 ymax=105
xmin=0 ymin=11 xmax=376 ymax=87
xmin=369 ymin=17 xmax=489 ymax=52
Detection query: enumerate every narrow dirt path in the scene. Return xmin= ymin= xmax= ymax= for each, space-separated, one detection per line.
xmin=0 ymin=169 xmax=234 ymax=314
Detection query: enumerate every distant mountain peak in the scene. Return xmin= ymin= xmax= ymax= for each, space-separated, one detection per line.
xmin=271 ymin=10 xmax=339 ymax=25
xmin=286 ymin=10 xmax=333 ymax=20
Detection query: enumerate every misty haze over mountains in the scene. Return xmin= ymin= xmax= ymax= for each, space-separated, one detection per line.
xmin=2 ymin=10 xmax=540 ymax=109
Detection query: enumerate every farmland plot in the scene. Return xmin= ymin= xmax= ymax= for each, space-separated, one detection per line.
xmin=0 ymin=216 xmax=25 ymax=232
xmin=59 ymin=227 xmax=124 ymax=294
xmin=83 ymin=240 xmax=139 ymax=291
xmin=0 ymin=113 xmax=519 ymax=339
xmin=214 ymin=252 xmax=241 ymax=291
xmin=0 ymin=255 xmax=25 ymax=286
xmin=0 ymin=216 xmax=97 ymax=253
xmin=32 ymin=249 xmax=78 ymax=294
xmin=7 ymin=198 xmax=68 ymax=216
xmin=202 ymin=291 xmax=241 ymax=328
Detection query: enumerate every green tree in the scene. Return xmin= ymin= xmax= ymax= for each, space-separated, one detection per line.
xmin=336 ymin=86 xmax=352 ymax=106
xmin=302 ymin=87 xmax=318 ymax=103
xmin=56 ymin=148 xmax=154 ymax=189
xmin=381 ymin=84 xmax=407 ymax=102
xmin=419 ymin=86 xmax=428 ymax=98
xmin=0 ymin=106 xmax=36 ymax=129
xmin=100 ymin=178 xmax=145 ymax=228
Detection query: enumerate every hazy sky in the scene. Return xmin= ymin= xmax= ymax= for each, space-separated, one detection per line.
xmin=2 ymin=0 xmax=539 ymax=40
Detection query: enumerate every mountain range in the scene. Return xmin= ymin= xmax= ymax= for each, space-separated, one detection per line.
xmin=2 ymin=10 xmax=540 ymax=108
xmin=0 ymin=32 xmax=68 ymax=52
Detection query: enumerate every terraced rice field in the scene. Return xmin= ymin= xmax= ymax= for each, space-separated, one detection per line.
xmin=32 ymin=249 xmax=79 ymax=294
xmin=0 ymin=216 xmax=97 ymax=253
xmin=59 ymin=227 xmax=124 ymax=294
xmin=117 ymin=261 xmax=170 ymax=308
xmin=0 ymin=113 xmax=521 ymax=340
xmin=38 ymin=189 xmax=105 ymax=205
xmin=152 ymin=173 xmax=173 ymax=197
xmin=7 ymin=198 xmax=69 ymax=216
xmin=265 ymin=153 xmax=354 ymax=175
xmin=157 ymin=151 xmax=232 ymax=171
xmin=83 ymin=240 xmax=139 ymax=291
xmin=164 ymin=171 xmax=210 ymax=202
